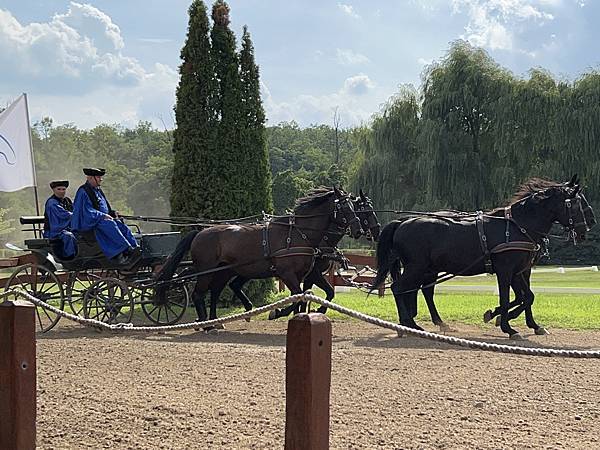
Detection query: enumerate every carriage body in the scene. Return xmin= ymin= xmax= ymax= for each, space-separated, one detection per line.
xmin=1 ymin=216 xmax=191 ymax=333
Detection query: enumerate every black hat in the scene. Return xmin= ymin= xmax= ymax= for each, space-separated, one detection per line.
xmin=49 ymin=180 xmax=69 ymax=189
xmin=83 ymin=167 xmax=106 ymax=176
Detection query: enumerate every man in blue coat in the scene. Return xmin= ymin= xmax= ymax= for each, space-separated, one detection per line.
xmin=71 ymin=168 xmax=140 ymax=266
xmin=43 ymin=180 xmax=77 ymax=259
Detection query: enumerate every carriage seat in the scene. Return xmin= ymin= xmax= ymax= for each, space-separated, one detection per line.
xmin=20 ymin=216 xmax=45 ymax=225
xmin=24 ymin=238 xmax=53 ymax=249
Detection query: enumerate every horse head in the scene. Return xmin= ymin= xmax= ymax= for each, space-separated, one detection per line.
xmin=353 ymin=188 xmax=381 ymax=241
xmin=333 ymin=186 xmax=363 ymax=239
xmin=530 ymin=178 xmax=591 ymax=242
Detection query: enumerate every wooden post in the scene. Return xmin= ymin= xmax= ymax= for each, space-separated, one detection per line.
xmin=285 ymin=313 xmax=332 ymax=450
xmin=0 ymin=299 xmax=37 ymax=450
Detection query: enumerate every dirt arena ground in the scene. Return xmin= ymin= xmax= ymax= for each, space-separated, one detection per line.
xmin=37 ymin=319 xmax=600 ymax=449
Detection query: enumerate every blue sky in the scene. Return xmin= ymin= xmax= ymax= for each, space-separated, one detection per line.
xmin=0 ymin=0 xmax=598 ymax=129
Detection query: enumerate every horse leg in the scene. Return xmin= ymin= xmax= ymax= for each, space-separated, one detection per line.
xmin=271 ymin=269 xmax=316 ymax=319
xmin=496 ymin=271 xmax=521 ymax=339
xmin=229 ymin=275 xmax=254 ymax=320
xmin=421 ymin=272 xmax=453 ymax=332
xmin=205 ymin=279 xmax=228 ymax=332
xmin=312 ymin=271 xmax=335 ymax=314
xmin=391 ymin=265 xmax=425 ymax=331
xmin=268 ymin=273 xmax=304 ymax=320
xmin=509 ymin=272 xmax=548 ymax=335
xmin=191 ymin=282 xmax=208 ymax=331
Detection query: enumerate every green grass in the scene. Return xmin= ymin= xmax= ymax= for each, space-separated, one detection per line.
xmin=447 ymin=269 xmax=600 ymax=288
xmin=4 ymin=266 xmax=600 ymax=330
xmin=310 ymin=289 xmax=600 ymax=330
xmin=270 ymin=285 xmax=600 ymax=331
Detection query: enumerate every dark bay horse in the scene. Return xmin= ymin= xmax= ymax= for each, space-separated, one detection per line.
xmin=266 ymin=189 xmax=381 ymax=319
xmin=371 ymin=177 xmax=590 ymax=339
xmin=156 ymin=187 xmax=362 ymax=326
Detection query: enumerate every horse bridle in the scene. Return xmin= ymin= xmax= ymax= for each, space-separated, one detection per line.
xmin=354 ymin=197 xmax=380 ymax=240
xmin=333 ymin=194 xmax=361 ymax=231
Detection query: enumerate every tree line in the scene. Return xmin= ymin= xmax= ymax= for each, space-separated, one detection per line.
xmin=3 ymin=38 xmax=600 ymax=264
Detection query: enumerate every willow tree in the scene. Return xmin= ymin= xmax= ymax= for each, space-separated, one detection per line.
xmin=419 ymin=41 xmax=514 ymax=209
xmin=351 ymin=86 xmax=423 ymax=221
xmin=170 ymin=0 xmax=217 ymax=218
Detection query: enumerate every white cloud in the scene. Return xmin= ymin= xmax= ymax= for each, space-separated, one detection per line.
xmin=336 ymin=48 xmax=370 ymax=65
xmin=338 ymin=3 xmax=360 ymax=19
xmin=452 ymin=0 xmax=554 ymax=52
xmin=342 ymin=74 xmax=375 ymax=95
xmin=0 ymin=3 xmax=178 ymax=128
xmin=262 ymin=75 xmax=378 ymax=127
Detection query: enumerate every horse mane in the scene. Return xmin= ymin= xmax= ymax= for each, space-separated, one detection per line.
xmin=509 ymin=178 xmax=561 ymax=204
xmin=487 ymin=178 xmax=561 ymax=215
xmin=293 ymin=187 xmax=335 ymax=213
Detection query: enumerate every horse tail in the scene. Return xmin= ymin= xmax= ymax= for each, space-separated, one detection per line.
xmin=155 ymin=230 xmax=199 ymax=301
xmin=370 ymin=221 xmax=401 ymax=292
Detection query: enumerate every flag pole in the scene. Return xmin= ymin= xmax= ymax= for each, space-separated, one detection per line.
xmin=23 ymin=93 xmax=40 ymax=217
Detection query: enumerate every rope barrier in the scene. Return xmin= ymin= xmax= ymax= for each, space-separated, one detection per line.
xmin=3 ymin=289 xmax=600 ymax=358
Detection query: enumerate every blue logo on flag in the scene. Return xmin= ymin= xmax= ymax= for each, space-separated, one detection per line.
xmin=0 ymin=133 xmax=17 ymax=166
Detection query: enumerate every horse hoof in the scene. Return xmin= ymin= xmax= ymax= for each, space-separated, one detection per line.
xmin=397 ymin=330 xmax=406 ymax=338
xmin=204 ymin=326 xmax=219 ymax=334
xmin=535 ymin=327 xmax=549 ymax=336
xmin=483 ymin=310 xmax=493 ymax=323
xmin=268 ymin=309 xmax=279 ymax=320
xmin=509 ymin=332 xmax=523 ymax=341
xmin=244 ymin=317 xmax=251 ymax=323
xmin=214 ymin=323 xmax=225 ymax=330
xmin=495 ymin=316 xmax=501 ymax=327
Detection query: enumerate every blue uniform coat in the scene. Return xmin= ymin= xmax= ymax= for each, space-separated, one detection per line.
xmin=43 ymin=196 xmax=77 ymax=259
xmin=71 ymin=182 xmax=138 ymax=259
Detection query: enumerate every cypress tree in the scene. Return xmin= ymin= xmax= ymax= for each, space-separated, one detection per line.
xmin=235 ymin=24 xmax=275 ymax=301
xmin=239 ymin=25 xmax=273 ymax=215
xmin=209 ymin=0 xmax=244 ymax=218
xmin=170 ymin=0 xmax=217 ymax=218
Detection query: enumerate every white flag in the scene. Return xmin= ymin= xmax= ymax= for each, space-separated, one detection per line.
xmin=0 ymin=94 xmax=35 ymax=192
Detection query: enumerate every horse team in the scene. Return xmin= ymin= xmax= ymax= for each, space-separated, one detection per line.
xmin=157 ymin=175 xmax=595 ymax=339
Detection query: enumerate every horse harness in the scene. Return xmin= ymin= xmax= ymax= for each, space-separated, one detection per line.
xmin=475 ymin=194 xmax=588 ymax=274
xmin=476 ymin=208 xmax=540 ymax=274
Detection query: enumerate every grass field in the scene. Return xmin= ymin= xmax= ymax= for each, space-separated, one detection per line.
xmin=3 ymin=267 xmax=600 ymax=331
xmin=271 ymin=268 xmax=600 ymax=330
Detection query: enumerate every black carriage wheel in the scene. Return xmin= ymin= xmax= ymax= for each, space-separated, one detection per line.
xmin=139 ymin=284 xmax=190 ymax=325
xmin=83 ymin=278 xmax=134 ymax=325
xmin=4 ymin=263 xmax=65 ymax=333
xmin=66 ymin=271 xmax=106 ymax=316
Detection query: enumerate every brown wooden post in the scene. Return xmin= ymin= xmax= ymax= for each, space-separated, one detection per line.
xmin=285 ymin=313 xmax=332 ymax=450
xmin=0 ymin=299 xmax=37 ymax=450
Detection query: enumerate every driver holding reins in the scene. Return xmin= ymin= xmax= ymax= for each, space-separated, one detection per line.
xmin=71 ymin=167 xmax=141 ymax=266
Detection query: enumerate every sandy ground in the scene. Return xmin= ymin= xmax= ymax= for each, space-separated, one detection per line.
xmin=36 ymin=319 xmax=600 ymax=449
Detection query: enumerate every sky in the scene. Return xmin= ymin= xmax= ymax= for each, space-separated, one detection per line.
xmin=0 ymin=0 xmax=598 ymax=130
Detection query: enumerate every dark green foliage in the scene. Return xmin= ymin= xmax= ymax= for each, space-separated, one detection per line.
xmin=351 ymin=40 xmax=600 ymax=263
xmin=170 ymin=0 xmax=216 ymax=219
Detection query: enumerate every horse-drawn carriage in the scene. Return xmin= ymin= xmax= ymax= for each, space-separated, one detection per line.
xmin=1 ymin=187 xmax=381 ymax=334
xmin=1 ymin=215 xmax=190 ymax=333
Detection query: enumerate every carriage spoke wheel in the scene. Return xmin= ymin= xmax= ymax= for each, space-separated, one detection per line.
xmin=4 ymin=263 xmax=65 ymax=333
xmin=83 ymin=278 xmax=133 ymax=325
xmin=66 ymin=271 xmax=105 ymax=316
xmin=139 ymin=283 xmax=190 ymax=325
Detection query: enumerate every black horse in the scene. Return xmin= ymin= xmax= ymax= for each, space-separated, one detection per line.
xmin=265 ymin=189 xmax=381 ymax=319
xmin=155 ymin=187 xmax=362 ymax=327
xmin=418 ymin=176 xmax=596 ymax=333
xmin=371 ymin=177 xmax=591 ymax=339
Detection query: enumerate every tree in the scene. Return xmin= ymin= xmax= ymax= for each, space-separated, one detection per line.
xmin=170 ymin=0 xmax=217 ymax=219
xmin=238 ymin=25 xmax=273 ymax=215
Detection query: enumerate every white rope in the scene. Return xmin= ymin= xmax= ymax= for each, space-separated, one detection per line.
xmin=3 ymin=289 xmax=600 ymax=358
xmin=1 ymin=288 xmax=298 ymax=332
